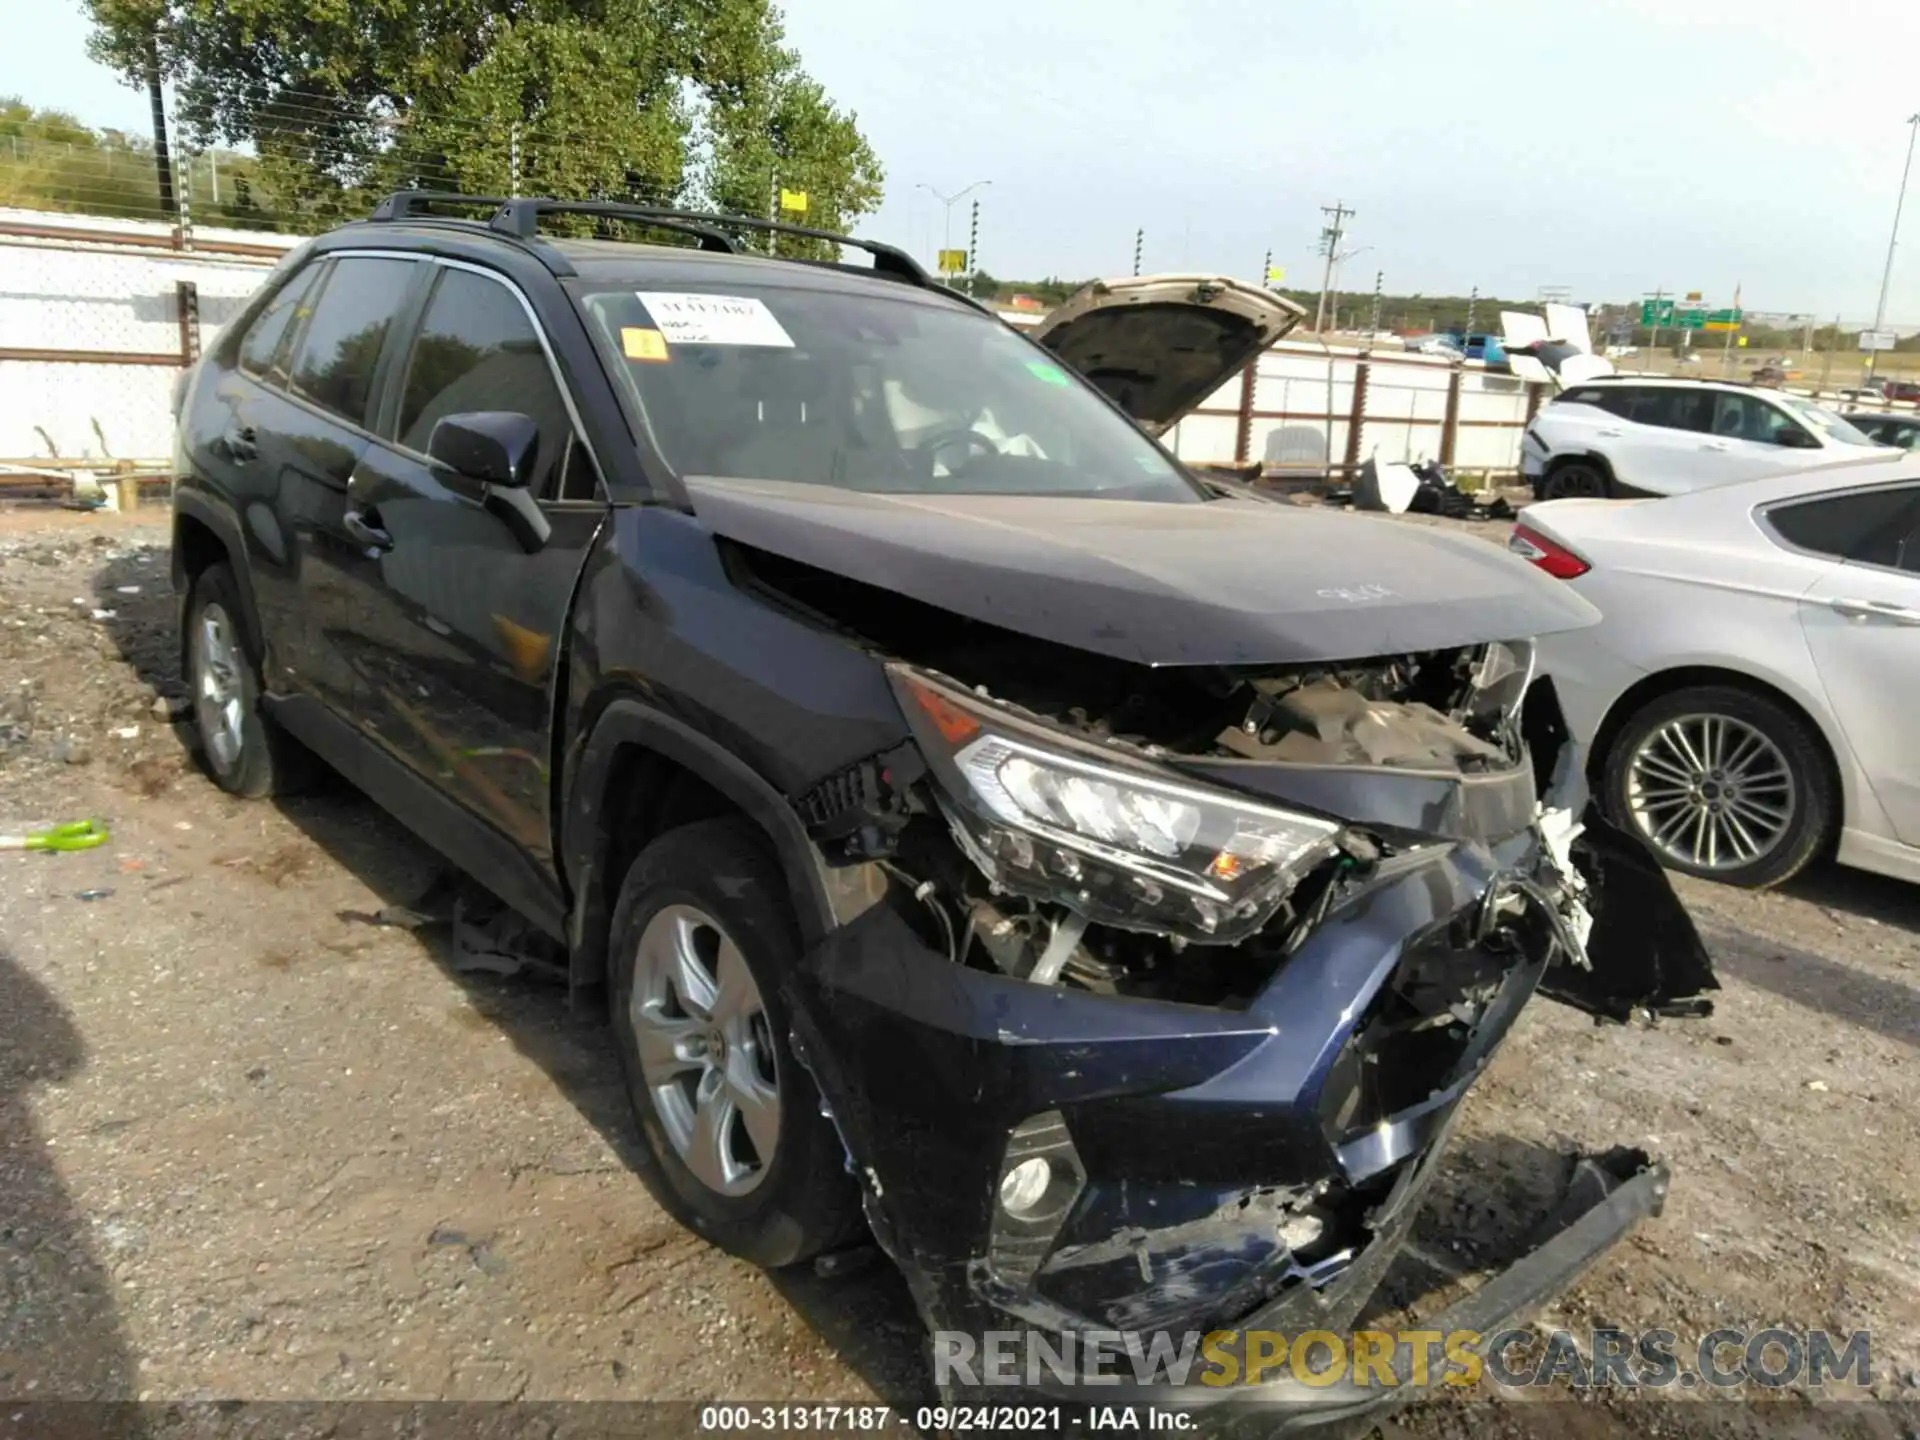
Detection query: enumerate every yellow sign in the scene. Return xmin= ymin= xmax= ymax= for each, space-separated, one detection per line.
xmin=938 ymin=248 xmax=968 ymax=274
xmin=1685 ymin=290 xmax=1704 ymax=302
xmin=1266 ymin=265 xmax=1286 ymax=284
xmin=779 ymin=188 xmax=808 ymax=214
xmin=620 ymin=327 xmax=669 ymax=362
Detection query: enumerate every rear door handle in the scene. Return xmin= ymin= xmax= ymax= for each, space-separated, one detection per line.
xmin=1699 ymin=440 xmax=1730 ymax=451
xmin=219 ymin=424 xmax=257 ymax=462
xmin=343 ymin=506 xmax=394 ymax=553
xmin=1829 ymin=596 xmax=1920 ymax=625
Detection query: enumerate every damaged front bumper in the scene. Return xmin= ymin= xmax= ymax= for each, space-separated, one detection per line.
xmin=1057 ymin=1147 xmax=1669 ymax=1425
xmin=788 ymin=815 xmax=1709 ymax=1385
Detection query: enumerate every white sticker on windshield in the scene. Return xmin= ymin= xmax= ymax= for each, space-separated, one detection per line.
xmin=634 ymin=292 xmax=795 ymax=348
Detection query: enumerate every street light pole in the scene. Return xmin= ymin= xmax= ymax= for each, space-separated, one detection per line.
xmin=1867 ymin=113 xmax=1920 ymax=386
xmin=917 ymin=180 xmax=991 ymax=285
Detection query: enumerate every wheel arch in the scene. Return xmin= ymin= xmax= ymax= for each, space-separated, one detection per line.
xmin=1586 ymin=663 xmax=1848 ymax=844
xmin=561 ymin=697 xmax=837 ymax=1007
xmin=172 ymin=491 xmax=265 ymax=671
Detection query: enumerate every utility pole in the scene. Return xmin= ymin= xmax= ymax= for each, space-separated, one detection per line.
xmin=1464 ymin=285 xmax=1478 ymax=338
xmin=1262 ymin=248 xmax=1271 ymax=290
xmin=1369 ymin=269 xmax=1384 ymax=337
xmin=144 ymin=32 xmax=177 ymax=220
xmin=1133 ymin=228 xmax=1143 ymax=277
xmin=1646 ymin=286 xmax=1663 ymax=357
xmin=1312 ymin=200 xmax=1353 ymax=334
xmin=1867 ymin=113 xmax=1920 ymax=387
xmin=968 ymin=200 xmax=980 ymax=294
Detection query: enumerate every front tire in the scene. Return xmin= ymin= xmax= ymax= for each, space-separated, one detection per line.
xmin=1602 ymin=684 xmax=1835 ymax=887
xmin=609 ymin=818 xmax=863 ymax=1268
xmin=185 ymin=563 xmax=310 ymax=797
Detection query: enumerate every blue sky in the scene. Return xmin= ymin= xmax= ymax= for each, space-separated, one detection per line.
xmin=15 ymin=0 xmax=1920 ymax=320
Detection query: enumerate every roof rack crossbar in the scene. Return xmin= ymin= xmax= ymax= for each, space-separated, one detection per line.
xmin=486 ymin=197 xmax=935 ymax=288
xmin=488 ymin=199 xmax=741 ymax=254
xmin=370 ymin=191 xmax=514 ymax=222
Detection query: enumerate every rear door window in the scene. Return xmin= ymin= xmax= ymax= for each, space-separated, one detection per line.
xmin=238 ymin=263 xmax=323 ymax=384
xmin=287 ymin=257 xmax=419 ymax=428
xmin=1599 ymin=387 xmax=1712 ymax=431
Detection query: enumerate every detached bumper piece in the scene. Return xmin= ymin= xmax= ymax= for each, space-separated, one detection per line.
xmin=1058 ymin=1147 xmax=1669 ymax=1427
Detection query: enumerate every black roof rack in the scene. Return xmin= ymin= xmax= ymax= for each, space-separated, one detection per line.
xmin=366 ymin=191 xmax=956 ymax=299
xmin=369 ymin=189 xmax=741 ymax=255
xmin=487 ymin=197 xmax=935 ymax=289
xmin=368 ymin=191 xmax=512 ymax=221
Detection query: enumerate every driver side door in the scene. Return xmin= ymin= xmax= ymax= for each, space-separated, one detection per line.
xmin=334 ymin=260 xmax=607 ymax=872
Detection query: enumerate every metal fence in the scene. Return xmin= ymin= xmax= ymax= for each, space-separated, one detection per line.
xmin=0 ymin=208 xmax=296 ymax=471
xmin=1 ymin=205 xmax=1544 ymax=485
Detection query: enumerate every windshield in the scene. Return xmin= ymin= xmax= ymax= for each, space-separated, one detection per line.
xmin=1778 ymin=394 xmax=1878 ymax=446
xmin=577 ymin=283 xmax=1203 ymax=502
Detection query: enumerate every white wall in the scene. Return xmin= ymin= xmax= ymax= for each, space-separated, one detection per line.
xmin=0 ymin=209 xmax=294 ymax=462
xmin=1162 ymin=342 xmax=1535 ymax=475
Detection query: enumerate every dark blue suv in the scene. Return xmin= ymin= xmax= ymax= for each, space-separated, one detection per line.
xmin=170 ymin=193 xmax=1715 ymax=1412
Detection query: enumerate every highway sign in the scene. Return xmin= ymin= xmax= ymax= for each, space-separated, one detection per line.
xmin=1860 ymin=330 xmax=1898 ymax=352
xmin=937 ymin=248 xmax=968 ymax=274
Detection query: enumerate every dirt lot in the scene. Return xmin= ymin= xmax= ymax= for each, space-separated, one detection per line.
xmin=3 ymin=504 xmax=1920 ymax=1436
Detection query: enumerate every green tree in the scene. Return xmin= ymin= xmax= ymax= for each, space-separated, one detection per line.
xmin=82 ymin=0 xmax=883 ymax=237
xmin=0 ymin=94 xmax=266 ymax=226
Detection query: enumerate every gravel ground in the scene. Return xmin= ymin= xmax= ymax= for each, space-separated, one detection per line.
xmin=2 ymin=503 xmax=1918 ymax=1437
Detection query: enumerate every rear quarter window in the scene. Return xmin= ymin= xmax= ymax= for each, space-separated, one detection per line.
xmin=1765 ymin=485 xmax=1919 ymax=564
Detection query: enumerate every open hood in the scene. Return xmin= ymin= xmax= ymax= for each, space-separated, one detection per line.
xmin=688 ymin=475 xmax=1597 ymax=667
xmin=1028 ymin=275 xmax=1305 ymax=434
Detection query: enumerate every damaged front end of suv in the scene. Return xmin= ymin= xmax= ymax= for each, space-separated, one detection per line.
xmin=764 ymin=580 xmax=1716 ymax=1407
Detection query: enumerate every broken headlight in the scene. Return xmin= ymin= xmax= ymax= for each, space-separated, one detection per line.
xmin=890 ymin=666 xmax=1341 ymax=944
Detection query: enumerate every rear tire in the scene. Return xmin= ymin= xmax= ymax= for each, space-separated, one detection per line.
xmin=1542 ymin=458 xmax=1612 ymax=500
xmin=185 ymin=563 xmax=312 ymax=798
xmin=1601 ymin=684 xmax=1835 ymax=888
xmin=608 ymin=817 xmax=863 ymax=1268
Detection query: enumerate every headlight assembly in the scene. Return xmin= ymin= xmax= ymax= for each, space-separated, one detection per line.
xmin=889 ymin=665 xmax=1342 ymax=945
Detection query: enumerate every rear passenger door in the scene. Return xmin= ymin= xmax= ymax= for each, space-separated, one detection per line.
xmin=1784 ymin=484 xmax=1920 ymax=845
xmin=190 ymin=253 xmax=421 ymax=716
xmin=336 ymin=261 xmax=607 ymax=868
xmin=1592 ymin=386 xmax=1718 ymax=493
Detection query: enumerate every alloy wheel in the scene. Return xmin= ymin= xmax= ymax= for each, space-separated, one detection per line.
xmin=1625 ymin=712 xmax=1796 ymax=872
xmin=629 ymin=903 xmax=781 ymax=1197
xmin=193 ymin=601 xmax=247 ymax=772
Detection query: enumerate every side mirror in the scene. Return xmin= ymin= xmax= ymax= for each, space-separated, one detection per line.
xmin=427 ymin=411 xmax=540 ymax=488
xmin=1774 ymin=427 xmax=1819 ymax=449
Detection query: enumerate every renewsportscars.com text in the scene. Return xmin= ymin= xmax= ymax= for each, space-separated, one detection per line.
xmin=934 ymin=1326 xmax=1873 ymax=1391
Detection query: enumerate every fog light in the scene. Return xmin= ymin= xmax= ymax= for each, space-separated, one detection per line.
xmin=999 ymin=1156 xmax=1053 ymax=1215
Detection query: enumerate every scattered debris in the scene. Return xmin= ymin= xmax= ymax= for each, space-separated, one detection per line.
xmin=51 ymin=736 xmax=92 ymax=765
xmin=73 ymin=888 xmax=114 ymax=901
xmin=1806 ymin=1080 xmax=1831 ymax=1093
xmin=1347 ymin=457 xmax=1517 ymax=521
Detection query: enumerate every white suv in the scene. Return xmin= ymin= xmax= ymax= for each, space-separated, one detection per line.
xmin=1520 ymin=378 xmax=1894 ymax=500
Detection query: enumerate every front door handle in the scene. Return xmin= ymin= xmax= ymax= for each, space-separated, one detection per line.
xmin=343 ymin=507 xmax=394 ymax=553
xmin=1596 ymin=428 xmax=1623 ymax=437
xmin=1699 ymin=440 xmax=1730 ymax=451
xmin=1829 ymin=596 xmax=1920 ymax=625
xmin=219 ymin=424 xmax=257 ymax=462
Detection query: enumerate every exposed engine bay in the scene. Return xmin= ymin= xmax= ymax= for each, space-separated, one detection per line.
xmin=759 ymin=531 xmax=1613 ymax=1014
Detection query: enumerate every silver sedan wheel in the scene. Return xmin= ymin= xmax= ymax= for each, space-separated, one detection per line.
xmin=629 ymin=904 xmax=780 ymax=1198
xmin=192 ymin=601 xmax=247 ymax=773
xmin=1625 ymin=713 xmax=1796 ymax=871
